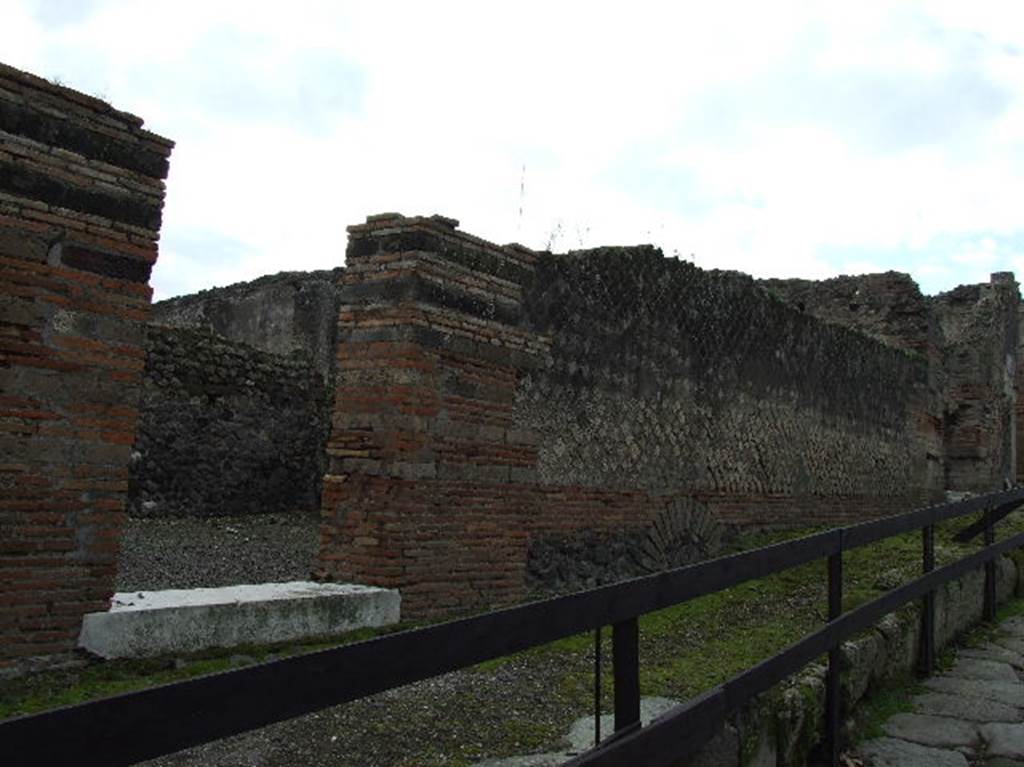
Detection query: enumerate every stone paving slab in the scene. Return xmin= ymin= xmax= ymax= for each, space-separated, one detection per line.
xmin=480 ymin=697 xmax=683 ymax=767
xmin=913 ymin=691 xmax=1022 ymax=723
xmin=883 ymin=713 xmax=979 ymax=749
xmin=858 ymin=737 xmax=969 ymax=767
xmin=982 ymin=723 xmax=1024 ymax=760
xmin=999 ymin=637 xmax=1024 ymax=656
xmin=566 ymin=697 xmax=679 ymax=752
xmin=925 ymin=676 xmax=1024 ymax=708
xmin=1001 ymin=617 xmax=1024 ymax=636
xmin=861 ymin=616 xmax=1024 ymax=767
xmin=960 ymin=644 xmax=1024 ymax=669
xmin=945 ymin=658 xmax=1021 ymax=683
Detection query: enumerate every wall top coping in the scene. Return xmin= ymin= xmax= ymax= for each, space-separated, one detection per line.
xmin=0 ymin=61 xmax=174 ymax=151
xmin=347 ymin=212 xmax=537 ymax=267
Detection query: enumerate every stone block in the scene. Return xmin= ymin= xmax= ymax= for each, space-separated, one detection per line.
xmin=78 ymin=581 xmax=400 ymax=658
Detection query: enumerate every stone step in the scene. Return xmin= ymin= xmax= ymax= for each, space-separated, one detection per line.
xmin=78 ymin=581 xmax=401 ymax=659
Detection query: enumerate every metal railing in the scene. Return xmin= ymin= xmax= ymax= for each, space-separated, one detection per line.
xmin=3 ymin=487 xmax=1024 ymax=767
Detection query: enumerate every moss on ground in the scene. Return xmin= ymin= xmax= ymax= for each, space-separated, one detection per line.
xmin=0 ymin=624 xmax=401 ymax=720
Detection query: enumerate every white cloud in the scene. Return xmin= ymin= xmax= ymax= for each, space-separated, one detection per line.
xmin=2 ymin=0 xmax=1024 ymax=298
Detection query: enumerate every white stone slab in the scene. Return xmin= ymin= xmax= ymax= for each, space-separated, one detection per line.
xmin=78 ymin=581 xmax=400 ymax=659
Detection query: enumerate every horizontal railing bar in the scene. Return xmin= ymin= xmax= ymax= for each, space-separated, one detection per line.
xmin=842 ymin=487 xmax=1024 ymax=550
xmin=562 ymin=687 xmax=728 ymax=767
xmin=954 ymin=500 xmax=1024 ymax=542
xmin=0 ymin=529 xmax=841 ymax=767
xmin=3 ymin=488 xmax=1022 ymax=766
xmin=567 ymin=528 xmax=1024 ymax=767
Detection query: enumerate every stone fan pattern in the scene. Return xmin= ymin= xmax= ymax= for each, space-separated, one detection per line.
xmin=525 ymin=498 xmax=725 ymax=594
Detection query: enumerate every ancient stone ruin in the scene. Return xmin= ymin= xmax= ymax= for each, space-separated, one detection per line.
xmin=0 ymin=63 xmax=173 ymax=672
xmin=2 ymin=61 xmax=1022 ymax=673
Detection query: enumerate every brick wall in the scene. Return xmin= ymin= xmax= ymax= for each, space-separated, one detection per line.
xmin=318 ymin=215 xmax=944 ymax=618
xmin=934 ymin=273 xmax=1020 ymax=492
xmin=0 ymin=63 xmax=172 ymax=671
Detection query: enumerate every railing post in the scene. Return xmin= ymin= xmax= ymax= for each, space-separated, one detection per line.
xmin=920 ymin=524 xmax=936 ymax=674
xmin=594 ymin=626 xmax=602 ymax=746
xmin=984 ymin=505 xmax=996 ymax=622
xmin=826 ymin=532 xmax=843 ymax=767
xmin=612 ymin=617 xmax=641 ymax=735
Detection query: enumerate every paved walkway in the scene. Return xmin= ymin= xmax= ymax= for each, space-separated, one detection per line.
xmin=858 ymin=616 xmax=1024 ymax=766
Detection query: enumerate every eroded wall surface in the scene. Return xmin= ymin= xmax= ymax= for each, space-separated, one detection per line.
xmin=0 ymin=63 xmax=172 ymax=670
xmin=764 ymin=270 xmax=1020 ymax=494
xmin=520 ymin=250 xmax=942 ymax=517
xmin=152 ymin=268 xmax=343 ymax=382
xmin=934 ymin=274 xmax=1019 ymax=492
xmin=129 ymin=325 xmax=330 ymax=518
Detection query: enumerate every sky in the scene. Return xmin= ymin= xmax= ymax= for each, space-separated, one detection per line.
xmin=2 ymin=1 xmax=1023 ymax=300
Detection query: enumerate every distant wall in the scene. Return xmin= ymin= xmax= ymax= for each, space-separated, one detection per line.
xmin=129 ymin=325 xmax=330 ymax=518
xmin=764 ymin=270 xmax=1020 ymax=494
xmin=761 ymin=271 xmax=936 ymax=355
xmin=934 ymin=274 xmax=1019 ymax=492
xmin=153 ymin=268 xmax=343 ymax=382
xmin=0 ymin=63 xmax=172 ymax=671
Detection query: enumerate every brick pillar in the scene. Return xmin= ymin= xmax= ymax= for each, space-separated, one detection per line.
xmin=0 ymin=63 xmax=173 ymax=671
xmin=317 ymin=213 xmax=547 ymax=617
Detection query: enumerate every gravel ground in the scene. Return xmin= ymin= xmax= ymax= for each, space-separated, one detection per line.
xmin=139 ymin=652 xmax=592 ymax=767
xmin=115 ymin=512 xmax=579 ymax=766
xmin=116 ymin=512 xmax=321 ymax=591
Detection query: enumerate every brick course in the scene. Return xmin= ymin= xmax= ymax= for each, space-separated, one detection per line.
xmin=0 ymin=63 xmax=172 ymax=672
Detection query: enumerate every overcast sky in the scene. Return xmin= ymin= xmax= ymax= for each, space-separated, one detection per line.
xmin=3 ymin=1 xmax=1023 ymax=300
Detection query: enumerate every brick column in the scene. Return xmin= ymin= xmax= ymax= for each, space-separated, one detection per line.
xmin=317 ymin=213 xmax=547 ymax=617
xmin=0 ymin=63 xmax=173 ymax=671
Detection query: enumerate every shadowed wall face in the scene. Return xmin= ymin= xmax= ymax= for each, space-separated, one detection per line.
xmin=0 ymin=63 xmax=172 ymax=672
xmin=129 ymin=324 xmax=330 ymax=518
xmin=519 ymin=250 xmax=941 ymax=514
xmin=764 ymin=271 xmax=1021 ymax=494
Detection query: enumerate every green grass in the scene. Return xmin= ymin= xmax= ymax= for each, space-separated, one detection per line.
xmin=0 ymin=624 xmax=405 ymax=720
xmin=852 ymin=672 xmax=922 ymax=740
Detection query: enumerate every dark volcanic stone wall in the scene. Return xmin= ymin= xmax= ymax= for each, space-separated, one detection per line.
xmin=153 ymin=268 xmax=343 ymax=382
xmin=130 ymin=325 xmax=330 ymax=517
xmin=517 ymin=248 xmax=942 ymax=513
xmin=761 ymin=272 xmax=935 ymax=354
xmin=763 ymin=271 xmax=1021 ymax=494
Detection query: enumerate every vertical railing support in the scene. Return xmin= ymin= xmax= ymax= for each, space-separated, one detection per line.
xmin=920 ymin=524 xmax=936 ymax=674
xmin=984 ymin=505 xmax=996 ymax=622
xmin=826 ymin=532 xmax=844 ymax=767
xmin=594 ymin=627 xmax=602 ymax=747
xmin=613 ymin=617 xmax=641 ymax=735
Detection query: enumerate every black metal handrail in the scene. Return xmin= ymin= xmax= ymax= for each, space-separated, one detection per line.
xmin=3 ymin=487 xmax=1024 ymax=767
